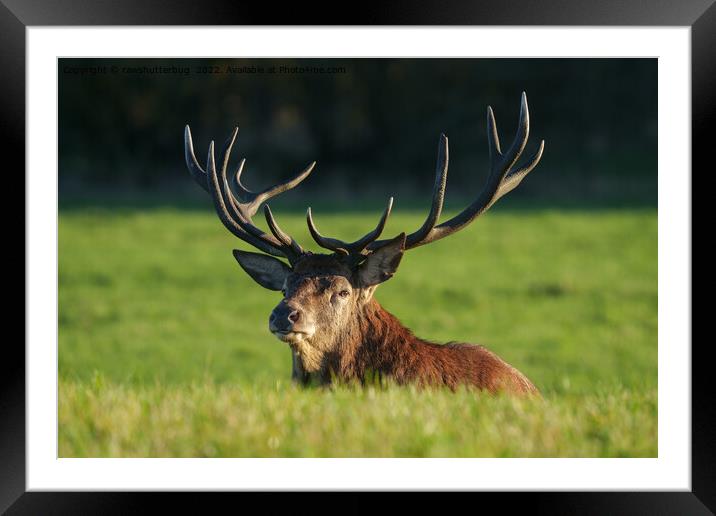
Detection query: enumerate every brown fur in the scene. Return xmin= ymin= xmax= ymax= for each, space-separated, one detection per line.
xmin=274 ymin=254 xmax=539 ymax=396
xmin=322 ymin=299 xmax=538 ymax=395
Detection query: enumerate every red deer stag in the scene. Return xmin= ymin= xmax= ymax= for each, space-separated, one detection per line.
xmin=185 ymin=92 xmax=544 ymax=395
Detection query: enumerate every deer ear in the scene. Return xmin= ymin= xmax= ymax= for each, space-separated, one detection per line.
xmin=358 ymin=233 xmax=406 ymax=286
xmin=232 ymin=250 xmax=292 ymax=291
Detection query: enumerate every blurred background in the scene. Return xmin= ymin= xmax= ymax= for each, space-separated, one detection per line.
xmin=58 ymin=58 xmax=657 ymax=457
xmin=59 ymin=58 xmax=656 ymax=206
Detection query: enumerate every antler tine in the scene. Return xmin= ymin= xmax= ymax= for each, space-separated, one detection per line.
xmin=486 ymin=139 xmax=545 ymax=211
xmin=229 ymin=157 xmax=317 ymax=219
xmin=184 ymin=125 xmax=210 ymax=193
xmin=204 ymin=140 xmax=286 ymax=257
xmin=220 ymin=156 xmax=280 ymax=245
xmin=264 ymin=204 xmax=304 ymax=257
xmin=216 ymin=127 xmax=270 ymax=241
xmin=307 ymin=197 xmax=394 ymax=257
xmin=254 ymin=162 xmax=317 ymax=211
xmin=230 ymin=158 xmax=247 ymax=199
xmin=306 ymin=207 xmax=351 ymax=255
xmin=351 ymin=196 xmax=394 ymax=251
xmin=390 ymin=134 xmax=448 ymax=250
xmin=366 ymin=133 xmax=448 ymax=252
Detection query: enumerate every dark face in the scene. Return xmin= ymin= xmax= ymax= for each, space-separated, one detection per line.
xmin=232 ymin=235 xmax=405 ymax=372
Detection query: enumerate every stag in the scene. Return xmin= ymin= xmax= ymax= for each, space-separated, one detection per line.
xmin=185 ymin=93 xmax=544 ymax=395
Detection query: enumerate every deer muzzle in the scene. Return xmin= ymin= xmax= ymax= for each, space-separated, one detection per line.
xmin=269 ymin=302 xmax=314 ymax=342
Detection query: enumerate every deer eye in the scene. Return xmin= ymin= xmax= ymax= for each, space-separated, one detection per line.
xmin=338 ymin=290 xmax=350 ymax=298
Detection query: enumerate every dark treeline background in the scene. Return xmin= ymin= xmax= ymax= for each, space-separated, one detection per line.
xmin=59 ymin=58 xmax=656 ymax=205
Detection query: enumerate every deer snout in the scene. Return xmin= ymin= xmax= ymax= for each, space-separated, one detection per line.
xmin=269 ymin=304 xmax=302 ymax=333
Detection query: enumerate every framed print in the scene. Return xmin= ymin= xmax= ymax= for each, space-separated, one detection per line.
xmin=4 ymin=0 xmax=711 ymax=513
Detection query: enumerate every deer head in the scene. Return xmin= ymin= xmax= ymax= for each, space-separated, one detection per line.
xmin=185 ymin=93 xmax=544 ymax=374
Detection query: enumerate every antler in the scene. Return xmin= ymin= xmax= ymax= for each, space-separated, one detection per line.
xmin=188 ymin=92 xmax=542 ymax=266
xmin=364 ymin=91 xmax=544 ymax=252
xmin=184 ymin=125 xmax=315 ymax=264
xmin=305 ymin=197 xmax=394 ymax=258
xmin=304 ymin=93 xmax=543 ymax=260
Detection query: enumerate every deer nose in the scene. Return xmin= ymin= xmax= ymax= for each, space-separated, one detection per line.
xmin=269 ymin=305 xmax=301 ymax=333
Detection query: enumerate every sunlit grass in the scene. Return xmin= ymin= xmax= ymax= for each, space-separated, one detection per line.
xmin=59 ymin=379 xmax=656 ymax=458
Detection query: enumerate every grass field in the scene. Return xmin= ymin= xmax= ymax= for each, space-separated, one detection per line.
xmin=58 ymin=201 xmax=657 ymax=457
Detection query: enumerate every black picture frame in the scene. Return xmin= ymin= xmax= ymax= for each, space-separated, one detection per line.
xmin=4 ymin=1 xmax=710 ymax=513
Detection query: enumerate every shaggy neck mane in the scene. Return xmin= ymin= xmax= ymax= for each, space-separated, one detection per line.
xmin=321 ymin=298 xmax=539 ymax=395
xmin=355 ymin=299 xmax=417 ymax=374
xmin=324 ymin=298 xmax=446 ymax=385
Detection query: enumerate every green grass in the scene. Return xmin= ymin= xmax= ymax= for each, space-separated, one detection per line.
xmin=59 ymin=380 xmax=655 ymax=457
xmin=58 ymin=204 xmax=657 ymax=457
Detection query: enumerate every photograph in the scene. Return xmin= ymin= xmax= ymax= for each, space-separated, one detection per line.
xmin=57 ymin=57 xmax=657 ymax=458
xmin=4 ymin=3 xmax=708 ymax=508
